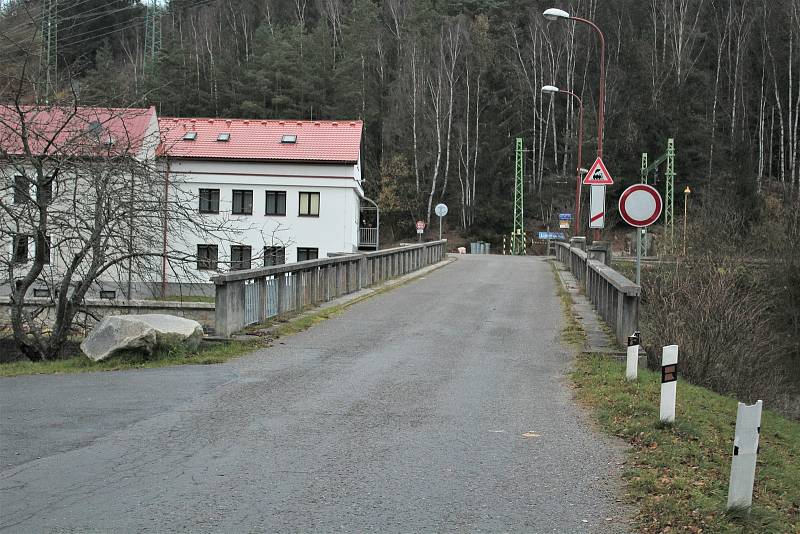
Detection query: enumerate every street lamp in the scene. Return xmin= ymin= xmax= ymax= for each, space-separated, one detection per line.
xmin=542 ymin=8 xmax=606 ymax=159
xmin=542 ymin=84 xmax=584 ymax=237
xmin=544 ymin=7 xmax=606 ymax=242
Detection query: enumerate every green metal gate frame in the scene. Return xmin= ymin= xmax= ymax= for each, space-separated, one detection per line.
xmin=639 ymin=138 xmax=675 ymax=255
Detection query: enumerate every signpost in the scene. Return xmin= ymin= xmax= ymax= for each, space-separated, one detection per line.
xmin=619 ymin=183 xmax=663 ymax=286
xmin=415 ymin=220 xmax=425 ymax=242
xmin=659 ymin=345 xmax=679 ymax=423
xmin=584 ymin=157 xmax=613 ymax=236
xmin=434 ymin=203 xmax=448 ymax=241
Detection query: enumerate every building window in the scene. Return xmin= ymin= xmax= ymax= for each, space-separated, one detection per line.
xmin=33 ymin=288 xmax=50 ymax=298
xmin=13 ymin=175 xmax=29 ymax=204
xmin=99 ymin=290 xmax=117 ymax=300
xmin=264 ymin=246 xmax=286 ymax=266
xmin=232 ymin=190 xmax=253 ymax=215
xmin=13 ymin=234 xmax=29 ymax=263
xmin=297 ymin=247 xmax=318 ymax=262
xmin=230 ymin=245 xmax=252 ymax=270
xmin=299 ymin=192 xmax=320 ymax=217
xmin=265 ymin=191 xmax=286 ymax=216
xmin=197 ymin=244 xmax=218 ymax=270
xmin=199 ymin=189 xmax=220 ymax=213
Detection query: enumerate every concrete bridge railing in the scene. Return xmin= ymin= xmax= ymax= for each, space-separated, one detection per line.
xmin=212 ymin=240 xmax=447 ymax=337
xmin=554 ymin=241 xmax=640 ymax=347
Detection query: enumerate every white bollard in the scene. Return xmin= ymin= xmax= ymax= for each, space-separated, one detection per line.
xmin=626 ymin=331 xmax=640 ymax=381
xmin=727 ymin=400 xmax=763 ymax=510
xmin=659 ymin=345 xmax=678 ymax=423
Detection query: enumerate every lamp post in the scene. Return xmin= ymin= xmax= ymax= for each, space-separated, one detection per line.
xmin=683 ymin=186 xmax=691 ymax=256
xmin=543 ymin=8 xmax=606 ymax=159
xmin=544 ymin=8 xmax=606 ymax=242
xmin=542 ymin=85 xmax=584 ymax=237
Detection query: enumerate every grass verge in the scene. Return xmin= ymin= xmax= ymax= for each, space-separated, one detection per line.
xmin=0 ymin=340 xmax=262 ymax=377
xmin=572 ymin=355 xmax=800 ymax=533
xmin=553 ymin=259 xmax=800 ymax=532
xmin=551 ymin=262 xmax=586 ymax=348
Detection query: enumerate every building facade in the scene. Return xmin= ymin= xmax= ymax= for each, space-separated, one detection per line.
xmin=158 ymin=117 xmax=364 ymax=295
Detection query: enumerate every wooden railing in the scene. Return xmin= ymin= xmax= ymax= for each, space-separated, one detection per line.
xmin=212 ymin=240 xmax=448 ymax=336
xmin=554 ymin=241 xmax=640 ymax=347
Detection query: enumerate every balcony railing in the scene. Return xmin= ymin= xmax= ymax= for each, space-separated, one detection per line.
xmin=359 ymin=227 xmax=378 ymax=247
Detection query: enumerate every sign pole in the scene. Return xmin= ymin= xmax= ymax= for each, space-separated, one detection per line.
xmin=635 ymin=228 xmax=642 ymax=286
xmin=438 ymin=215 xmax=442 ymax=240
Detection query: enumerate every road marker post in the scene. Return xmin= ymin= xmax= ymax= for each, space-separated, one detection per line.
xmin=659 ymin=345 xmax=678 ymax=423
xmin=727 ymin=400 xmax=763 ymax=510
xmin=626 ymin=331 xmax=640 ymax=381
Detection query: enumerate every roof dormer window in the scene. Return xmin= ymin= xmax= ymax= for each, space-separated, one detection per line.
xmin=281 ymin=134 xmax=297 ymax=144
xmin=217 ymin=132 xmax=230 ymax=142
xmin=183 ymin=131 xmax=198 ymax=141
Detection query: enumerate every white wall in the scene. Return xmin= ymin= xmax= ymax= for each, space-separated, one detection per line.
xmin=166 ymin=158 xmax=363 ymax=281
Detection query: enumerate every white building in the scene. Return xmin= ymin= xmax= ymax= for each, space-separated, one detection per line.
xmin=2 ymin=107 xmax=367 ymax=300
xmin=158 ymin=117 xmax=365 ymax=295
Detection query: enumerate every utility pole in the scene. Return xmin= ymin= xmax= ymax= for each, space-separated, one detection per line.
xmin=512 ymin=138 xmax=525 ymax=255
xmin=665 ymin=138 xmax=676 ymax=249
xmin=144 ymin=0 xmax=162 ymax=69
xmin=40 ymin=0 xmax=57 ymax=102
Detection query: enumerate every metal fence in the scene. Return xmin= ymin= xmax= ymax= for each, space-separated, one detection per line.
xmin=554 ymin=241 xmax=640 ymax=347
xmin=359 ymin=228 xmax=378 ymax=247
xmin=212 ymin=240 xmax=448 ymax=337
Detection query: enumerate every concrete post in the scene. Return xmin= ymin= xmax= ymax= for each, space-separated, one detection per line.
xmin=660 ymin=345 xmax=679 ymax=423
xmin=215 ymin=279 xmax=245 ymax=337
xmin=727 ymin=400 xmax=763 ymax=510
xmin=626 ymin=332 xmax=640 ymax=381
xmin=569 ymin=236 xmax=587 ymax=251
xmin=587 ymin=240 xmax=612 ymax=266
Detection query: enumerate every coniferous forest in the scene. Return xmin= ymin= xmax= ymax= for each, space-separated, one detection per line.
xmin=1 ymin=0 xmax=799 ymax=413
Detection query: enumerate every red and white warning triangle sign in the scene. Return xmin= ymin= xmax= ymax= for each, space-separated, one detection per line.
xmin=583 ymin=157 xmax=614 ymax=185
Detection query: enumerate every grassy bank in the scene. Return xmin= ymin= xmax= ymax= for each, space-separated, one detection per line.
xmin=572 ymin=355 xmax=800 ymax=533
xmin=0 ymin=340 xmax=263 ymax=377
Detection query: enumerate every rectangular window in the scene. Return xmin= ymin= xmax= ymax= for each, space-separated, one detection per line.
xmin=199 ymin=189 xmax=220 ymax=214
xmin=232 ymin=190 xmax=253 ymax=215
xmin=13 ymin=175 xmax=28 ymax=204
xmin=13 ymin=234 xmax=28 ymax=263
xmin=230 ymin=245 xmax=252 ymax=270
xmin=299 ymin=192 xmax=320 ymax=217
xmin=264 ymin=246 xmax=286 ymax=266
xmin=265 ymin=191 xmax=287 ymax=216
xmin=33 ymin=288 xmax=50 ymax=298
xmin=297 ymin=247 xmax=318 ymax=262
xmin=197 ymin=244 xmax=218 ymax=270
xmin=99 ymin=290 xmax=117 ymax=300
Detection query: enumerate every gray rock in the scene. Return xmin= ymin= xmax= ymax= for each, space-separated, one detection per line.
xmin=81 ymin=314 xmax=204 ymax=361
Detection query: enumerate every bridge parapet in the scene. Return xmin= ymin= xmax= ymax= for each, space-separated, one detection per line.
xmin=554 ymin=241 xmax=639 ymax=347
xmin=212 ymin=240 xmax=448 ymax=337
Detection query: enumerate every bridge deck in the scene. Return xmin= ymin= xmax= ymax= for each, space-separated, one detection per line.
xmin=0 ymin=255 xmax=628 ymax=532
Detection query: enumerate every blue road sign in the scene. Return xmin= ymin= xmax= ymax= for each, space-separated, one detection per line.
xmin=538 ymin=232 xmax=566 ymax=240
xmin=559 ymin=213 xmax=573 ymax=220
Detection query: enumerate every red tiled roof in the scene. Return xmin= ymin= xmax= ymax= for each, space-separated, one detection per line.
xmin=158 ymin=117 xmax=362 ymax=163
xmin=0 ymin=105 xmax=156 ymax=157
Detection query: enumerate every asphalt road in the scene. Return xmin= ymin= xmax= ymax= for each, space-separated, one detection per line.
xmin=0 ymin=255 xmax=628 ymax=533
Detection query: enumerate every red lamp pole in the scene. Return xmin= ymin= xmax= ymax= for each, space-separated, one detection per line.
xmin=570 ymin=16 xmax=605 ymax=240
xmin=570 ymin=16 xmax=605 ymax=160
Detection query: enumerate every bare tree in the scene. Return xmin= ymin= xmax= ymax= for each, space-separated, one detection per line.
xmin=0 ymin=67 xmax=235 ymax=360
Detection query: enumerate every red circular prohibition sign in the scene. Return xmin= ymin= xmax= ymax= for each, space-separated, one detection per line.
xmin=619 ymin=184 xmax=663 ymax=227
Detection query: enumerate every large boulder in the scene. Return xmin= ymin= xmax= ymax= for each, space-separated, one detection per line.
xmin=81 ymin=314 xmax=204 ymax=361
